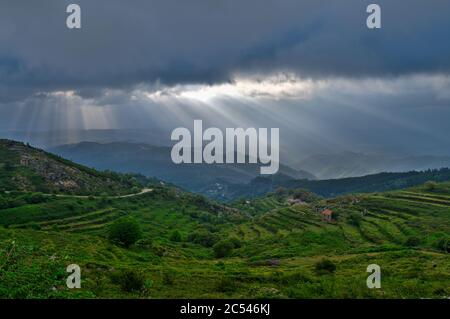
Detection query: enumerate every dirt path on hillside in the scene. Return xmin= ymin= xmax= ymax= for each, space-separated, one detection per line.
xmin=51 ymin=188 xmax=154 ymax=199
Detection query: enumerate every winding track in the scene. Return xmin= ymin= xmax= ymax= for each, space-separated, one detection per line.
xmin=3 ymin=188 xmax=154 ymax=199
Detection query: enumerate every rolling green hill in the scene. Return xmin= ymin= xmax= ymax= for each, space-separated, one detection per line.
xmin=0 ymin=140 xmax=448 ymax=299
xmin=0 ymin=178 xmax=448 ymax=298
xmin=0 ymin=139 xmax=144 ymax=196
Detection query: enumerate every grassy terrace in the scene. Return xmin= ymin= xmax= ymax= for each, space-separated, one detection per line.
xmin=0 ymin=183 xmax=449 ymax=298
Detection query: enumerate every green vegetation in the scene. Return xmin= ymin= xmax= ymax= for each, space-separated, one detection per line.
xmin=112 ymin=269 xmax=149 ymax=293
xmin=0 ymin=139 xmax=146 ymax=196
xmin=0 ymin=141 xmax=448 ymax=299
xmin=108 ymin=217 xmax=142 ymax=248
xmin=0 ymin=180 xmax=448 ymax=299
xmin=213 ymin=239 xmax=235 ymax=258
xmin=314 ymin=259 xmax=336 ymax=274
xmin=222 ymin=168 xmax=450 ymax=201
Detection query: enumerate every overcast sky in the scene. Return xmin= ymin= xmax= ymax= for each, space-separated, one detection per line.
xmin=1 ymin=0 xmax=450 ymax=159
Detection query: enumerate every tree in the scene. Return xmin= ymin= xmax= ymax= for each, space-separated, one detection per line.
xmin=347 ymin=213 xmax=362 ymax=227
xmin=213 ymin=239 xmax=234 ymax=258
xmin=187 ymin=229 xmax=219 ymax=247
xmin=292 ymin=188 xmax=320 ymax=202
xmin=275 ymin=187 xmax=288 ymax=198
xmin=228 ymin=236 xmax=242 ymax=249
xmin=170 ymin=230 xmax=182 ymax=242
xmin=424 ymin=181 xmax=438 ymax=191
xmin=108 ymin=217 xmax=142 ymax=248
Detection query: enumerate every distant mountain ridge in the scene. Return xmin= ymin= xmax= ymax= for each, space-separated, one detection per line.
xmin=295 ymin=151 xmax=450 ymax=179
xmin=218 ymin=168 xmax=450 ymax=201
xmin=49 ymin=141 xmax=315 ymax=194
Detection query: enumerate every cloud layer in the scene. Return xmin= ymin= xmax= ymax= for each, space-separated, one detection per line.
xmin=2 ymin=74 xmax=450 ymax=160
xmin=1 ymin=1 xmax=450 ymax=160
xmin=1 ymin=0 xmax=450 ymax=100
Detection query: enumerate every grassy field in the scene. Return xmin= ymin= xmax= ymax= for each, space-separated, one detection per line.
xmin=0 ymin=182 xmax=449 ymax=299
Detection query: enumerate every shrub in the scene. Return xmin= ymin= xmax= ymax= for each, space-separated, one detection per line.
xmin=229 ymin=236 xmax=242 ymax=249
xmin=424 ymin=181 xmax=438 ymax=191
xmin=131 ymin=186 xmax=140 ymax=194
xmin=213 ymin=239 xmax=234 ymax=258
xmin=404 ymin=236 xmax=421 ymax=247
xmin=108 ymin=217 xmax=142 ymax=248
xmin=161 ymin=269 xmax=176 ymax=285
xmin=187 ymin=229 xmax=218 ymax=247
xmin=135 ymin=238 xmax=153 ymax=249
xmin=274 ymin=187 xmax=288 ymax=198
xmin=436 ymin=237 xmax=449 ymax=253
xmin=112 ymin=269 xmax=146 ymax=292
xmin=152 ymin=244 xmax=167 ymax=257
xmin=26 ymin=222 xmax=41 ymax=231
xmin=347 ymin=213 xmax=362 ymax=227
xmin=216 ymin=276 xmax=237 ymax=293
xmin=292 ymin=189 xmax=320 ymax=202
xmin=25 ymin=193 xmax=47 ymax=204
xmin=314 ymin=259 xmax=336 ymax=274
xmin=169 ymin=230 xmax=182 ymax=242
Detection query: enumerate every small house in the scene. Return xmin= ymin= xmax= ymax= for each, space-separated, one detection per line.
xmin=321 ymin=209 xmax=333 ymax=222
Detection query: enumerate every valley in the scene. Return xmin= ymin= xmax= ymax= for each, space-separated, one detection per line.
xmin=0 ymin=140 xmax=448 ymax=298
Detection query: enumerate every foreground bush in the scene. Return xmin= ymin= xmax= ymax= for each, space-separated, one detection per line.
xmin=216 ymin=275 xmax=238 ymax=292
xmin=404 ymin=236 xmax=421 ymax=247
xmin=187 ymin=229 xmax=219 ymax=247
xmin=424 ymin=181 xmax=438 ymax=191
xmin=108 ymin=217 xmax=142 ymax=248
xmin=169 ymin=230 xmax=182 ymax=242
xmin=314 ymin=259 xmax=336 ymax=274
xmin=112 ymin=269 xmax=146 ymax=292
xmin=213 ymin=239 xmax=235 ymax=258
xmin=347 ymin=213 xmax=362 ymax=227
xmin=436 ymin=237 xmax=449 ymax=253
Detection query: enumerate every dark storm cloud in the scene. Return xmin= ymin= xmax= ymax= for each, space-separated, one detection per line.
xmin=1 ymin=0 xmax=450 ymax=101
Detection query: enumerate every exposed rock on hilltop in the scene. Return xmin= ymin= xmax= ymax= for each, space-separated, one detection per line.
xmin=0 ymin=139 xmax=140 ymax=195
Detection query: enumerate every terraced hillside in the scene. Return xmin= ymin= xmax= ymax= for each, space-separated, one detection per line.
xmin=0 ymin=180 xmax=448 ymax=298
xmin=245 ymin=184 xmax=449 ymax=243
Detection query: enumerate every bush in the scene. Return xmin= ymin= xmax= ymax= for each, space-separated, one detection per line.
xmin=404 ymin=236 xmax=421 ymax=247
xmin=108 ymin=217 xmax=142 ymax=248
xmin=331 ymin=210 xmax=340 ymax=221
xmin=229 ymin=236 xmax=242 ymax=249
xmin=347 ymin=213 xmax=362 ymax=227
xmin=25 ymin=193 xmax=47 ymax=204
xmin=169 ymin=230 xmax=182 ymax=242
xmin=152 ymin=244 xmax=166 ymax=257
xmin=436 ymin=237 xmax=449 ymax=253
xmin=274 ymin=187 xmax=288 ymax=198
xmin=216 ymin=276 xmax=237 ymax=293
xmin=292 ymin=189 xmax=320 ymax=202
xmin=424 ymin=181 xmax=438 ymax=191
xmin=161 ymin=269 xmax=176 ymax=285
xmin=135 ymin=238 xmax=153 ymax=249
xmin=187 ymin=229 xmax=219 ymax=247
xmin=26 ymin=222 xmax=41 ymax=231
xmin=314 ymin=259 xmax=336 ymax=274
xmin=213 ymin=239 xmax=234 ymax=258
xmin=112 ymin=269 xmax=146 ymax=292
